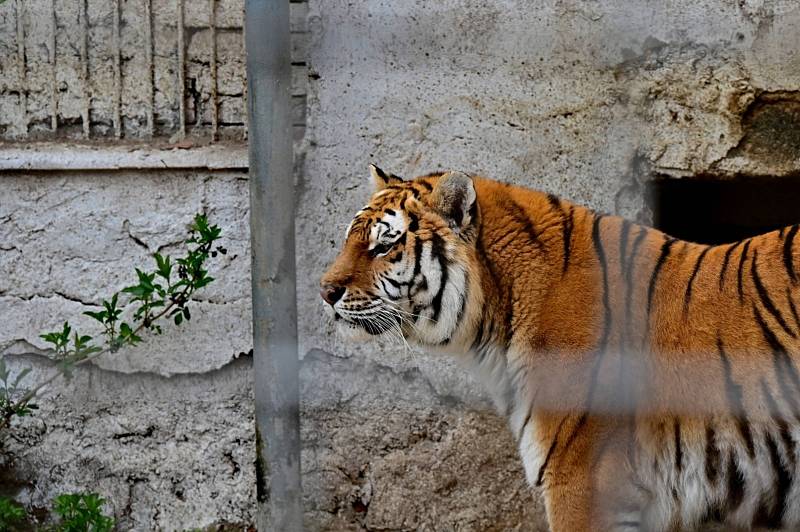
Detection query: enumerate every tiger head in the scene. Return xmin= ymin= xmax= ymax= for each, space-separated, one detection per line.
xmin=320 ymin=165 xmax=484 ymax=349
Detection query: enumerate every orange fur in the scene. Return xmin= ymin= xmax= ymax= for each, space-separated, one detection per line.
xmin=321 ymin=170 xmax=800 ymax=531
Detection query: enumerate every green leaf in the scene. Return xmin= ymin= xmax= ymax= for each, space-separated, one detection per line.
xmin=83 ymin=310 xmax=107 ymax=324
xmin=174 ymin=313 xmax=183 ymax=326
xmin=194 ymin=276 xmax=214 ymax=289
xmin=122 ymin=285 xmax=148 ymax=298
xmin=154 ymin=252 xmax=172 ymax=280
xmin=40 ymin=332 xmax=60 ymax=345
xmin=182 ymin=307 xmax=191 ymax=321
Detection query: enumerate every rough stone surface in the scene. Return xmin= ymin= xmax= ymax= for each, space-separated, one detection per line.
xmin=0 ymin=169 xmax=254 ymax=529
xmin=300 ymin=349 xmax=546 ymax=532
xmin=1 ymin=353 xmax=254 ymax=531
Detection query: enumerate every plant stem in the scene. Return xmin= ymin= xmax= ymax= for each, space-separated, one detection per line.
xmin=0 ymin=289 xmax=190 ymax=432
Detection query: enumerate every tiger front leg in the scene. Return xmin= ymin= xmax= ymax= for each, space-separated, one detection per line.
xmin=540 ymin=421 xmax=646 ymax=532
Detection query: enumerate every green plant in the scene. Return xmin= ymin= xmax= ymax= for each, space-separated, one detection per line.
xmin=0 ymin=213 xmax=225 ymax=431
xmin=0 ymin=496 xmax=26 ymax=532
xmin=52 ymin=493 xmax=114 ymax=532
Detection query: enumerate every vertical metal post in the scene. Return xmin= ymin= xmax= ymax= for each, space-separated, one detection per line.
xmin=241 ymin=4 xmax=248 ymax=141
xmin=209 ymin=0 xmax=219 ymax=141
xmin=144 ymin=0 xmax=155 ymax=138
xmin=245 ymin=0 xmax=301 ymax=530
xmin=49 ymin=0 xmax=57 ymax=132
xmin=176 ymin=0 xmax=186 ymax=139
xmin=79 ymin=0 xmax=90 ymax=138
xmin=113 ymin=0 xmax=122 ymax=138
xmin=15 ymin=0 xmax=27 ymax=137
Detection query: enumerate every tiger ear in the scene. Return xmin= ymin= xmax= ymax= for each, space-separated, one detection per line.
xmin=430 ymin=171 xmax=477 ymax=235
xmin=370 ymin=164 xmax=403 ymax=191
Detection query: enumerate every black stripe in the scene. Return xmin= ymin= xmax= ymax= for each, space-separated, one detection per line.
xmin=684 ymin=246 xmax=710 ymax=317
xmin=379 ymin=278 xmax=401 ymax=300
xmin=619 ymin=219 xmax=632 ymax=273
xmin=476 ymin=227 xmax=510 ymax=349
xmin=517 ymin=405 xmax=532 ymax=441
xmin=751 ymin=250 xmax=796 ymax=338
xmin=784 ymin=224 xmax=799 ymax=283
xmin=384 ymin=276 xmax=402 ymax=289
xmin=429 ymin=233 xmax=449 ymax=322
xmin=411 ymin=237 xmax=423 ymax=280
xmin=561 ymin=217 xmax=612 ymax=457
xmin=788 ymin=288 xmax=800 ymax=331
xmin=719 ymin=240 xmax=742 ymax=291
xmin=760 ymin=379 xmax=797 ymax=466
xmin=387 ymin=250 xmax=404 ymax=263
xmin=726 ymin=451 xmax=745 ymax=512
xmin=560 ymin=412 xmax=588 ymax=460
xmin=623 ymin=227 xmax=648 ymax=345
xmin=563 ymin=207 xmax=575 ymax=273
xmin=754 ymin=305 xmax=800 ymax=419
xmin=705 ymin=424 xmax=720 ymax=484
xmin=718 ymin=336 xmax=756 ymax=458
xmin=452 ymin=275 xmax=469 ymax=334
xmin=416 ymin=180 xmax=433 ymax=192
xmin=477 ymin=315 xmax=496 ymax=362
xmin=755 ymin=432 xmax=791 ymax=529
xmin=674 ymin=420 xmax=683 ymax=473
xmin=736 ymin=240 xmax=751 ymax=302
xmin=506 ymin=199 xmax=542 ymax=248
xmin=407 ymin=213 xmax=419 ymax=233
xmin=536 ymin=416 xmax=569 ymax=487
xmin=592 ymin=215 xmax=612 ymax=353
xmin=547 ymin=195 xmax=574 ymax=274
xmin=646 ymin=236 xmax=676 ymax=323
xmin=470 ymin=314 xmax=485 ymax=354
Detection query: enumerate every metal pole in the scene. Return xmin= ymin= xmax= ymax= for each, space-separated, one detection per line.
xmin=245 ymin=1 xmax=302 ymax=530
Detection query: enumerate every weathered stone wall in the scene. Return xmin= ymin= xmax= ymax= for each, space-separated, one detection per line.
xmin=0 ymin=168 xmax=256 ymax=529
xmin=0 ymin=0 xmax=307 ymax=528
xmin=3 ymin=0 xmax=800 ymax=530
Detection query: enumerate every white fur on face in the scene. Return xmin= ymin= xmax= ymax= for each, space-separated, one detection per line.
xmin=369 ymin=211 xmax=406 ymax=253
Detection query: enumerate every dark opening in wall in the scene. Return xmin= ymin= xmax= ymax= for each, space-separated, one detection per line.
xmin=648 ymin=175 xmax=800 ymax=245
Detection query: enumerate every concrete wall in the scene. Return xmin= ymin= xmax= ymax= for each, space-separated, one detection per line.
xmin=2 ymin=0 xmax=800 ymax=530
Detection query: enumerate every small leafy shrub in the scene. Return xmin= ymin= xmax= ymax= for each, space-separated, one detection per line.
xmin=0 ymin=496 xmax=25 ymax=532
xmin=0 ymin=213 xmax=225 ymax=431
xmin=52 ymin=493 xmax=114 ymax=532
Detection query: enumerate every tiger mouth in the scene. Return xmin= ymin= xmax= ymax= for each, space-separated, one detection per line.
xmin=334 ymin=311 xmax=400 ymax=336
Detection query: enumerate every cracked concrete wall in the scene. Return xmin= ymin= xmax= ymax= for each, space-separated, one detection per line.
xmin=298 ymin=1 xmax=800 ymax=530
xmin=0 ymin=169 xmax=256 ymax=529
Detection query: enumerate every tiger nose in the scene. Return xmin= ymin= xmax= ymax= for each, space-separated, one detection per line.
xmin=320 ymin=284 xmax=345 ymax=306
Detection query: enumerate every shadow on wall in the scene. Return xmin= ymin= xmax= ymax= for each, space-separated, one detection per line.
xmin=649 ymin=90 xmax=800 ymax=245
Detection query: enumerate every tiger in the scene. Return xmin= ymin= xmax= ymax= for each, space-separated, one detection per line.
xmin=319 ymin=165 xmax=800 ymax=531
